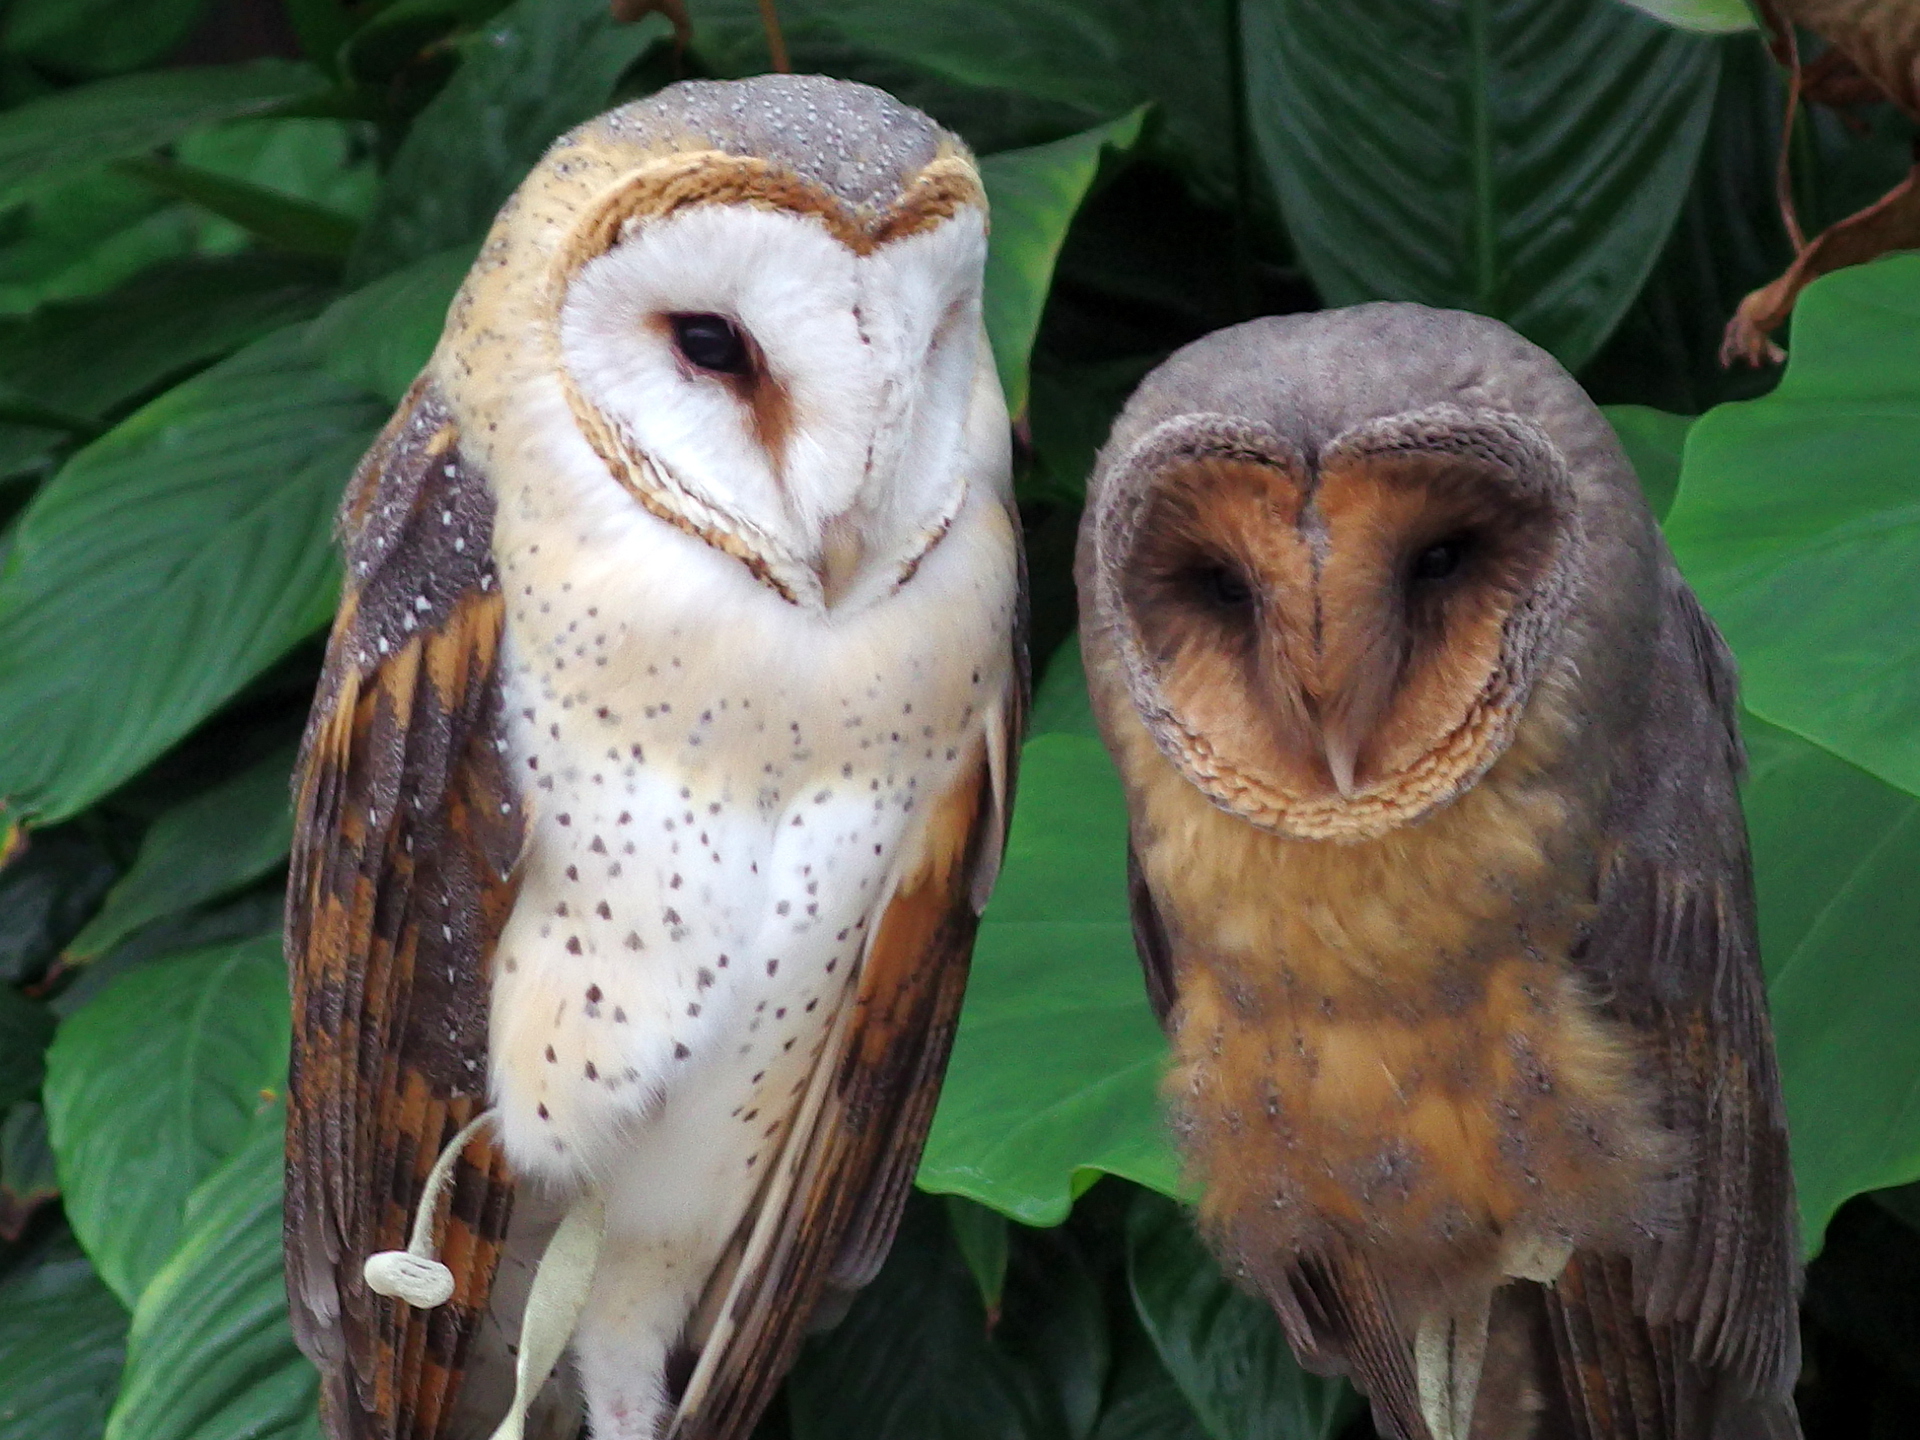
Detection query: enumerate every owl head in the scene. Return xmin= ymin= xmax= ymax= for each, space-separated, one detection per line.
xmin=444 ymin=75 xmax=1004 ymax=611
xmin=1079 ymin=304 xmax=1659 ymax=843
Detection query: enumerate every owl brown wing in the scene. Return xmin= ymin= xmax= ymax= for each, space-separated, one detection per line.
xmin=1539 ymin=566 xmax=1801 ymax=1439
xmin=285 ymin=379 xmax=524 ymax=1440
xmin=668 ymin=608 xmax=1025 ymax=1440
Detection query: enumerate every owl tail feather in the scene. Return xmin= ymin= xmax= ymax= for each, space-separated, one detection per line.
xmin=363 ymin=1107 xmax=499 ymax=1307
xmin=485 ymin=1191 xmax=606 ymax=1440
xmin=1415 ymin=1303 xmax=1490 ymax=1440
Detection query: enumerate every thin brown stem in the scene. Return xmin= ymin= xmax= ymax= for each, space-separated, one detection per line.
xmin=1758 ymin=0 xmax=1809 ymax=252
xmin=757 ymin=0 xmax=791 ymax=73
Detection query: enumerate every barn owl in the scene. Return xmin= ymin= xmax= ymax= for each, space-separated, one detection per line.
xmin=1077 ymin=306 xmax=1800 ymax=1440
xmin=285 ymin=75 xmax=1023 ymax=1440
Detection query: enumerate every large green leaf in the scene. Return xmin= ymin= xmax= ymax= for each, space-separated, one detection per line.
xmin=981 ymin=111 xmax=1145 ymax=418
xmin=919 ymin=640 xmax=1180 ymax=1225
xmin=1127 ymin=1192 xmax=1356 ymax=1440
xmin=788 ymin=1193 xmax=1107 ymax=1440
xmin=1613 ymin=0 xmax=1754 ymax=30
xmin=787 ymin=1194 xmax=1048 ymax=1440
xmin=1240 ymin=0 xmax=1719 ymax=368
xmin=1601 ymin=403 xmax=1691 ymax=522
xmin=41 ymin=936 xmax=291 ymax=1306
xmin=0 ymin=986 xmax=54 ymax=1111
xmin=116 ymin=159 xmax=358 ymax=263
xmin=105 ymin=1109 xmax=318 ymax=1440
xmin=686 ymin=0 xmax=1238 ymax=204
xmin=174 ymin=117 xmax=379 ymax=227
xmin=1665 ymin=254 xmax=1920 ymax=801
xmin=0 ymin=171 xmax=205 ymax=318
xmin=0 ymin=1101 xmax=58 ymax=1238
xmin=0 ymin=324 xmax=384 ymax=825
xmin=0 ymin=255 xmax=335 ymax=428
xmin=0 ymin=829 xmax=118 ymax=986
xmin=347 ymin=0 xmax=665 ymax=282
xmin=1092 ymin=1345 xmax=1209 ymax=1440
xmin=1742 ymin=714 xmax=1920 ymax=1252
xmin=310 ymin=242 xmax=477 ymax=404
xmin=0 ymin=62 xmax=321 ymax=201
xmin=0 ymin=1233 xmax=128 ymax=1440
xmin=63 ymin=743 xmax=297 ymax=964
xmin=3 ymin=0 xmax=212 ymax=78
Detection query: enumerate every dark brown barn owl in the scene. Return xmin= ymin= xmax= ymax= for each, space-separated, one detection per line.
xmin=285 ymin=76 xmax=1023 ymax=1440
xmin=1076 ymin=306 xmax=1801 ymax=1440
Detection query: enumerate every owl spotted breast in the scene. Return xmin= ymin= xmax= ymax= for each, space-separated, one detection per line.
xmin=1077 ymin=306 xmax=1800 ymax=1440
xmin=286 ymin=76 xmax=1023 ymax=1440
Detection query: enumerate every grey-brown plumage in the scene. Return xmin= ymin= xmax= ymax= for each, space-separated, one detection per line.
xmin=1077 ymin=305 xmax=1800 ymax=1440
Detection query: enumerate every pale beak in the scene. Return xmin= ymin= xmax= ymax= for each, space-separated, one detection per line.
xmin=817 ymin=512 xmax=865 ymax=607
xmin=1323 ymin=732 xmax=1359 ymax=798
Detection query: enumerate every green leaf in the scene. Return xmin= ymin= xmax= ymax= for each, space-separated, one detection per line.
xmin=998 ymin=1222 xmax=1110 ymax=1440
xmin=1612 ymin=0 xmax=1755 ymax=32
xmin=0 ymin=828 xmax=118 ymax=985
xmin=787 ymin=1193 xmax=1060 ymax=1440
xmin=0 ymin=171 xmax=203 ymax=317
xmin=1665 ymin=254 xmax=1920 ymax=801
xmin=1601 ymin=403 xmax=1692 ymax=522
xmin=1091 ymin=1324 xmax=1210 ymax=1440
xmin=686 ymin=0 xmax=1239 ymax=204
xmin=341 ymin=0 xmax=523 ymax=87
xmin=174 ymin=117 xmax=378 ymax=226
xmin=1 ymin=1102 xmax=59 ymax=1238
xmin=0 ymin=1232 xmax=128 ymax=1440
xmin=0 ymin=323 xmax=385 ymax=825
xmin=1127 ymin=1192 xmax=1355 ymax=1440
xmin=0 ymin=62 xmax=322 ymax=202
xmin=3 ymin=0 xmax=213 ymax=78
xmin=42 ymin=936 xmax=291 ymax=1306
xmin=1741 ymin=713 xmax=1920 ymax=1251
xmin=347 ymin=0 xmax=666 ymax=282
xmin=920 ymin=639 xmax=1180 ymax=1225
xmin=115 ymin=158 xmax=358 ymax=262
xmin=0 ymin=987 xmax=54 ymax=1111
xmin=981 ymin=110 xmax=1146 ymax=419
xmin=1241 ymin=0 xmax=1719 ymax=368
xmin=1577 ymin=38 xmax=1791 ymax=417
xmin=105 ymin=1109 xmax=318 ymax=1440
xmin=311 ymin=243 xmax=477 ymax=404
xmin=0 ymin=255 xmax=336 ymax=428
xmin=63 ymin=744 xmax=297 ymax=964
xmin=945 ymin=1193 xmax=1011 ymax=1316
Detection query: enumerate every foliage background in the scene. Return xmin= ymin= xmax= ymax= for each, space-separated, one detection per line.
xmin=0 ymin=1 xmax=1917 ymax=1438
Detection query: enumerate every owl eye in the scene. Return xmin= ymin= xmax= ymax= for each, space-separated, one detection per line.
xmin=1410 ymin=536 xmax=1470 ymax=583
xmin=1186 ymin=561 xmax=1255 ymax=614
xmin=669 ymin=313 xmax=751 ymax=375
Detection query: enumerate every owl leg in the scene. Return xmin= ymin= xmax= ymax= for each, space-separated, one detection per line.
xmin=570 ymin=1221 xmax=710 ymax=1440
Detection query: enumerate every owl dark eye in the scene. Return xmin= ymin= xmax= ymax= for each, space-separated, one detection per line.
xmin=1186 ymin=561 xmax=1255 ymax=614
xmin=1411 ymin=536 xmax=1470 ymax=583
xmin=669 ymin=313 xmax=751 ymax=375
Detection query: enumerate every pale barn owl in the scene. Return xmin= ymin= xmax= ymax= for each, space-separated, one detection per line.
xmin=1077 ymin=306 xmax=1800 ymax=1440
xmin=285 ymin=76 xmax=1023 ymax=1440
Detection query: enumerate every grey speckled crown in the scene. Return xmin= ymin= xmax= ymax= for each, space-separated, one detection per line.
xmin=590 ymin=74 xmax=950 ymax=214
